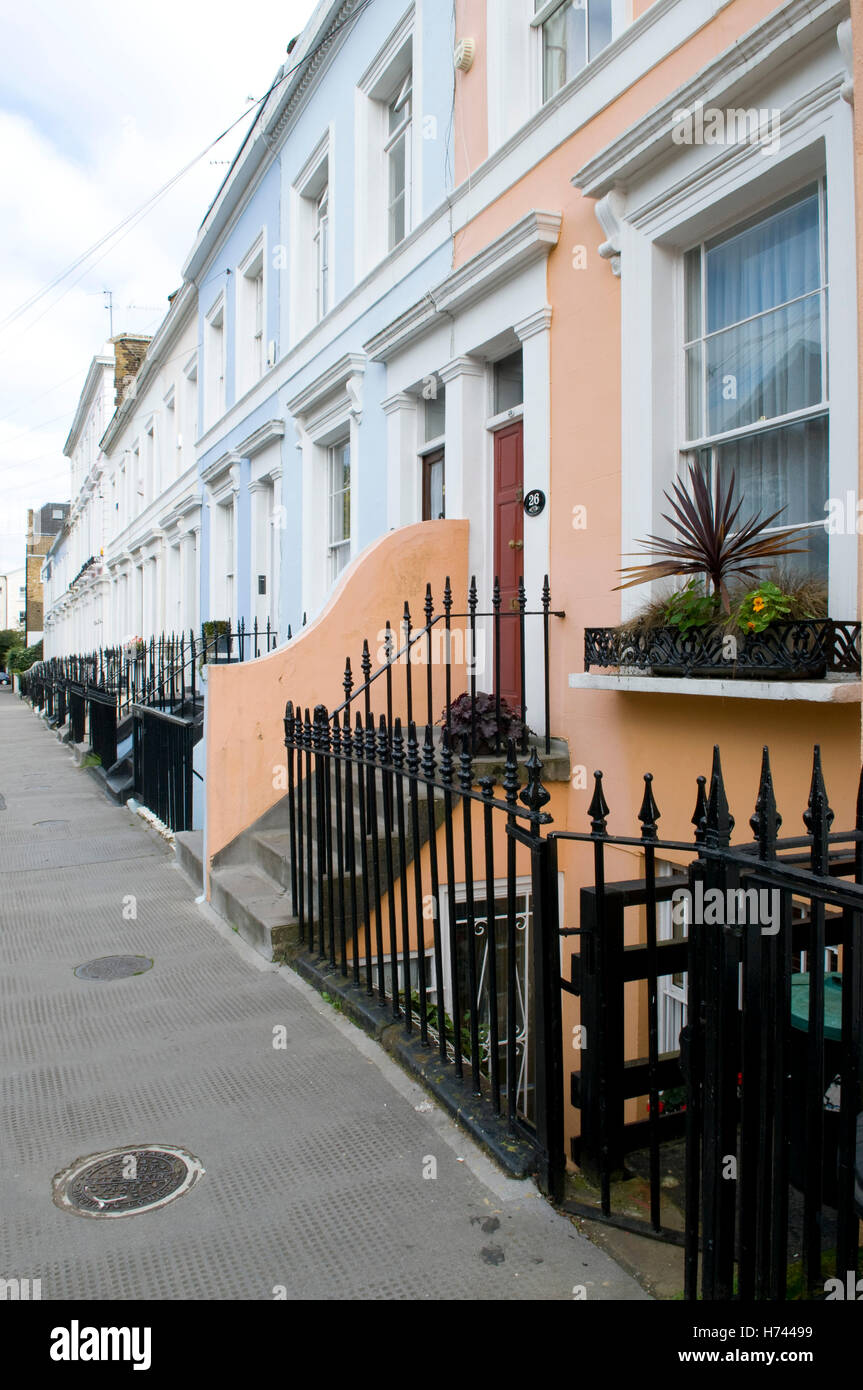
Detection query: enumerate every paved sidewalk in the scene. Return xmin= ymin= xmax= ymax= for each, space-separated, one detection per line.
xmin=0 ymin=692 xmax=646 ymax=1301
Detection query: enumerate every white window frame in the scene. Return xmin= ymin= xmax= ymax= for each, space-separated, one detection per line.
xmin=237 ymin=232 xmax=266 ymax=396
xmin=182 ymin=350 xmax=198 ymax=453
xmin=290 ymin=132 xmax=331 ymax=344
xmin=315 ymin=186 xmax=330 ymax=322
xmin=204 ymin=295 xmax=226 ymax=428
xmin=680 ymin=181 xmax=830 ymax=576
xmin=355 ymin=9 xmax=415 ymax=278
xmin=327 ymin=438 xmax=352 ymax=585
xmin=222 ymin=498 xmax=235 ymax=625
xmin=385 ymin=71 xmax=412 ymax=251
xmin=531 ymin=0 xmax=625 ymax=105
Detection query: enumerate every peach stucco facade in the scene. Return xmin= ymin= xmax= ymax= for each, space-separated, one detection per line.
xmin=450 ymin=0 xmax=863 ymax=842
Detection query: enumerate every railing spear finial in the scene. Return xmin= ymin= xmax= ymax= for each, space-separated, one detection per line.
xmin=638 ymin=772 xmax=660 ymax=841
xmin=705 ymin=745 xmax=734 ymax=847
xmin=803 ymin=744 xmax=834 ymax=875
xmin=692 ymin=775 xmax=708 ymax=845
xmin=749 ymin=746 xmax=781 ymax=859
xmin=520 ymin=747 xmax=550 ymax=816
xmin=588 ymin=771 xmax=610 ymax=835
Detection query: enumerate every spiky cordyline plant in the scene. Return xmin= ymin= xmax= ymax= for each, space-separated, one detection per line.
xmin=615 ymin=464 xmax=815 ymax=614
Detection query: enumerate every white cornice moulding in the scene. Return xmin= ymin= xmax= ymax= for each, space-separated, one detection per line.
xmin=574 ymin=0 xmax=849 ymax=198
xmin=236 ymin=419 xmax=286 ymax=458
xmin=286 ymin=352 xmax=367 ymax=418
xmin=358 ymin=3 xmax=414 ymax=94
xmin=626 ymin=75 xmax=844 ymax=233
xmin=201 ymin=451 xmax=242 ymax=488
xmin=364 ymin=210 xmax=562 ymax=363
xmin=63 ymin=357 xmax=113 ymax=459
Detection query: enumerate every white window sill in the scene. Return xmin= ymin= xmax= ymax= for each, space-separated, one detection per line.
xmin=568 ymin=673 xmax=862 ymax=703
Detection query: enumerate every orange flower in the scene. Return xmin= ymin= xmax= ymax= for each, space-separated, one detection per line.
xmin=752 ymin=596 xmax=766 ymax=612
xmin=747 ymin=620 xmax=756 ymax=630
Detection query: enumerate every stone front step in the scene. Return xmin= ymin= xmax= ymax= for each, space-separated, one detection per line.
xmin=175 ymin=830 xmax=204 ymax=891
xmin=208 ymin=863 xmax=300 ymax=960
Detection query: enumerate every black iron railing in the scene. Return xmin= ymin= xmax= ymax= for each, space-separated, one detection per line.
xmin=558 ymin=746 xmax=863 ymax=1301
xmin=23 ymin=619 xmax=276 ymax=827
xmin=131 ymin=704 xmax=195 ymax=832
xmin=87 ymin=686 xmax=118 ymax=769
xmin=327 ymin=575 xmax=563 ymax=755
xmin=279 ymin=578 xmax=566 ymax=1196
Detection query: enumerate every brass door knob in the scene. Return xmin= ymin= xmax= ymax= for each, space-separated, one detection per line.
xmin=508 ymin=539 xmax=524 ymax=551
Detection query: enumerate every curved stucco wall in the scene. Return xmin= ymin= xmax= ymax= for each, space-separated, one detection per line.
xmin=205 ymin=519 xmax=470 ymax=872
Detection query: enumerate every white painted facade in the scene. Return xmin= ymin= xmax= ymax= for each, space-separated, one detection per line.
xmin=42 ymin=354 xmax=114 ymax=656
xmin=0 ymin=568 xmax=26 ymax=633
xmin=43 ymin=286 xmax=200 ymax=657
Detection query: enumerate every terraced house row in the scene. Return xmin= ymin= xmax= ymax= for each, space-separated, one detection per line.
xmin=27 ymin=0 xmax=863 ymax=1300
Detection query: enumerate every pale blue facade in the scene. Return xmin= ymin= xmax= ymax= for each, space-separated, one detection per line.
xmin=187 ymin=0 xmax=457 ymax=641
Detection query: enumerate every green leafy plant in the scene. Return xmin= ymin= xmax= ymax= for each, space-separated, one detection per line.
xmin=662 ymin=580 xmax=721 ymax=634
xmin=8 ymin=639 xmax=42 ymax=672
xmin=616 ymin=464 xmax=814 ymax=613
xmin=410 ymin=992 xmax=489 ymax=1060
xmin=734 ymin=580 xmax=794 ymax=634
xmin=442 ymin=691 xmax=530 ymax=754
xmin=201 ymin=620 xmax=230 ymax=666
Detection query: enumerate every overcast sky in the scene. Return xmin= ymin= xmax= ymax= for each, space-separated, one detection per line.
xmin=0 ymin=0 xmax=318 ymax=575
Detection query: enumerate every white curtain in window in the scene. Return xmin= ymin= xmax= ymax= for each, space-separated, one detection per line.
xmin=705 ymin=193 xmax=823 ymax=435
xmin=714 ymin=416 xmax=828 ymax=576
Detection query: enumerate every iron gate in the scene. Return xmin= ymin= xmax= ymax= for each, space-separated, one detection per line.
xmin=560 ymin=744 xmax=862 ymax=1300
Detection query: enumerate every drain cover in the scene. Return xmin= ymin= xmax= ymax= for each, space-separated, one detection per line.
xmin=74 ymin=955 xmax=153 ymax=981
xmin=33 ymin=819 xmax=69 ymax=830
xmin=53 ymin=1144 xmax=204 ymax=1218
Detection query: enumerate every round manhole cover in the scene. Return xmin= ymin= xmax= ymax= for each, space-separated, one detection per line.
xmin=33 ymin=819 xmax=70 ymax=830
xmin=53 ymin=1144 xmax=204 ymax=1218
xmin=74 ymin=955 xmax=154 ymax=981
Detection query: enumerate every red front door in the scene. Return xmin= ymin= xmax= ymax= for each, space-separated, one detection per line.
xmin=493 ymin=420 xmax=524 ymax=710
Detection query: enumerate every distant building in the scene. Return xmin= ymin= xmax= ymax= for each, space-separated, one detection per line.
xmin=0 ymin=567 xmax=26 ymax=633
xmin=26 ymin=503 xmax=69 ymax=646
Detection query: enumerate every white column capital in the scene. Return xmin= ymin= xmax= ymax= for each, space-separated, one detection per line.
xmin=439 ymin=355 xmax=486 ymax=385
xmin=381 ymin=391 xmax=417 ymax=416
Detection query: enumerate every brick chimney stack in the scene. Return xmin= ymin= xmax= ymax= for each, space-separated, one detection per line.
xmin=111 ymin=335 xmax=152 ymax=408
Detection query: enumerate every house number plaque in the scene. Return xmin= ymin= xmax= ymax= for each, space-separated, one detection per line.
xmin=523 ymin=489 xmax=546 ymax=518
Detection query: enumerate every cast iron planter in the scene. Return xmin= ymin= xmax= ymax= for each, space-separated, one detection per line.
xmin=584 ymin=619 xmax=862 ymax=680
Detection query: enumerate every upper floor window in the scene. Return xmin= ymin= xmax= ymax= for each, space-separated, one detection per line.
xmin=205 ymin=296 xmax=226 ymax=427
xmin=291 ymin=135 xmax=330 ymax=342
xmin=328 ymin=440 xmax=351 ymax=584
xmin=683 ymin=184 xmax=829 ymax=578
xmin=387 ymin=73 xmax=412 ymax=250
xmin=355 ymin=17 xmax=414 ymax=276
xmin=534 ymin=0 xmax=614 ymax=102
xmin=238 ymin=237 xmax=265 ymax=394
xmin=315 ymin=186 xmax=330 ymax=320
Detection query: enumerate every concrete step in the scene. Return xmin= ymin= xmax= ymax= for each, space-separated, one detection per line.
xmin=175 ymin=830 xmax=204 ymax=890
xmin=209 ymin=863 xmax=299 ymax=961
xmin=252 ymin=823 xmax=418 ymax=891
